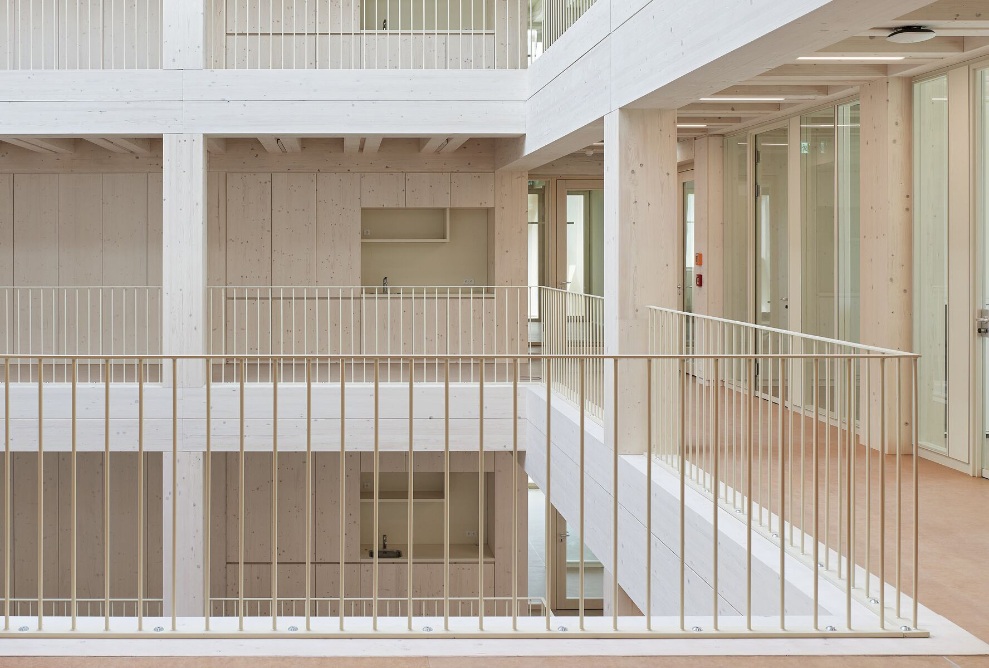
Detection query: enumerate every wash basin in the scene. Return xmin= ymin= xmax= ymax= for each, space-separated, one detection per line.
xmin=368 ymin=549 xmax=402 ymax=559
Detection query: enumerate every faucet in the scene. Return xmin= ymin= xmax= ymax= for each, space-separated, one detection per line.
xmin=382 ymin=534 xmax=388 ymax=550
xmin=382 ymin=276 xmax=389 ymax=294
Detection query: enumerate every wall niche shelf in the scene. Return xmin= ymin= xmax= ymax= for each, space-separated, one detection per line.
xmin=361 ymin=207 xmax=451 ymax=243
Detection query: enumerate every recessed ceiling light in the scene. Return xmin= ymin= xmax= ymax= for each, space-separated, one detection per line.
xmin=677 ymin=124 xmax=707 ymax=128
xmin=699 ymin=97 xmax=785 ymax=102
xmin=886 ymin=26 xmax=936 ymax=44
xmin=797 ymin=56 xmax=905 ymax=61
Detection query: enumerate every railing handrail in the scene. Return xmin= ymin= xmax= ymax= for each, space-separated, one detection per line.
xmin=646 ymin=305 xmax=912 ymax=358
xmin=209 ymin=284 xmax=531 ymax=289
xmin=0 ymin=285 xmax=159 ymax=289
xmin=0 ymin=352 xmax=917 ymax=361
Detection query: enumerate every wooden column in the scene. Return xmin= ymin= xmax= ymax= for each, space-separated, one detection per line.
xmin=603 ymin=108 xmax=678 ymax=454
xmin=162 ymin=452 xmax=206 ymax=617
xmin=163 ymin=134 xmax=208 ymax=387
xmin=490 ymin=170 xmax=528 ymax=360
xmin=859 ymin=77 xmax=913 ymax=453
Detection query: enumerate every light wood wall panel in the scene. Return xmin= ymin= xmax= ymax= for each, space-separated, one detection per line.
xmin=13 ymin=174 xmax=59 ymax=286
xmin=57 ymin=174 xmax=104 ymax=286
xmin=10 ymin=453 xmax=162 ymax=606
xmin=0 ymin=175 xmax=13 ymax=284
xmin=147 ymin=174 xmax=164 ymax=286
xmin=451 ymin=172 xmax=494 ymax=207
xmin=4 ymin=173 xmax=161 ymax=288
xmin=316 ymin=173 xmax=361 ymax=285
xmin=361 ymin=173 xmax=405 ymax=208
xmin=271 ymin=173 xmax=316 ymax=285
xmin=406 ymin=172 xmax=451 ymax=208
xmin=102 ymin=174 xmax=150 ymax=285
xmin=225 ymin=173 xmax=273 ymax=286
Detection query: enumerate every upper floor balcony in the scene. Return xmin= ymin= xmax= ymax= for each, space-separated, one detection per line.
xmin=0 ymin=0 xmax=596 ymax=70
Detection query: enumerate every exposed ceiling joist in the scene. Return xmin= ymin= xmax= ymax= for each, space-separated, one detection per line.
xmin=818 ymin=35 xmax=965 ymax=56
xmin=258 ymin=136 xmax=302 ymax=153
xmin=419 ymin=137 xmax=447 ymax=153
xmin=362 ymin=136 xmax=383 ymax=153
xmin=707 ymin=84 xmax=832 ymax=99
xmin=759 ymin=64 xmax=891 ymax=80
xmin=86 ymin=137 xmax=129 ymax=152
xmin=860 ymin=27 xmax=989 ymax=37
xmin=343 ymin=136 xmax=361 ymax=153
xmin=676 ymin=117 xmax=743 ymax=125
xmin=439 ymin=136 xmax=470 ymax=153
xmin=679 ymin=103 xmax=783 ymax=117
xmin=897 ymin=1 xmax=988 ymax=22
xmin=22 ymin=138 xmax=76 ymax=153
xmin=207 ymin=138 xmax=227 ymax=153
xmin=86 ymin=137 xmax=153 ymax=154
xmin=1 ymin=138 xmax=56 ymax=153
xmin=107 ymin=137 xmax=153 ymax=155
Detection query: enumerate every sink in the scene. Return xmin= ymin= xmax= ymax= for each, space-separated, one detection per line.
xmin=368 ymin=549 xmax=402 ymax=559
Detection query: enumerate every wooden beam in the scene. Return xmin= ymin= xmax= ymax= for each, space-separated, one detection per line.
xmin=277 ymin=137 xmax=302 ymax=152
xmin=257 ymin=136 xmax=302 ymax=153
xmin=105 ymin=137 xmax=153 ymax=155
xmin=860 ymin=26 xmax=989 ymax=37
xmin=419 ymin=136 xmax=447 ymax=153
xmin=362 ymin=135 xmax=383 ymax=153
xmin=675 ymin=116 xmax=743 ymax=125
xmin=86 ymin=137 xmax=130 ymax=152
xmin=257 ymin=136 xmax=280 ymax=153
xmin=439 ymin=136 xmax=470 ymax=153
xmin=757 ymin=63 xmax=891 ymax=80
xmin=343 ymin=136 xmax=361 ymax=153
xmin=207 ymin=138 xmax=227 ymax=153
xmin=20 ymin=138 xmax=76 ymax=153
xmin=898 ymin=1 xmax=989 ymax=22
xmin=0 ymin=138 xmax=53 ymax=153
xmin=818 ymin=35 xmax=965 ymax=57
xmin=679 ymin=103 xmax=782 ymax=116
xmin=707 ymin=84 xmax=831 ymax=98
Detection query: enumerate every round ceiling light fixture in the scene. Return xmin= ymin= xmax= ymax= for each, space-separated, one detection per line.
xmin=886 ymin=26 xmax=936 ymax=44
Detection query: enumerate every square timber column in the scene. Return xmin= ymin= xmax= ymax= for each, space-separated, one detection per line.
xmin=163 ymin=133 xmax=208 ymax=386
xmin=603 ymin=108 xmax=678 ymax=454
xmin=162 ymin=134 xmax=207 ymax=617
xmin=490 ymin=170 xmax=528 ymax=360
xmin=860 ymin=77 xmax=913 ymax=453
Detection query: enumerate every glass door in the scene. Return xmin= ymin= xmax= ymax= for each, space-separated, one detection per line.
xmin=556 ymin=180 xmax=605 ymax=297
xmin=754 ymin=126 xmax=790 ymax=332
xmin=681 ymin=174 xmax=696 ymax=314
xmin=754 ymin=127 xmax=790 ymax=396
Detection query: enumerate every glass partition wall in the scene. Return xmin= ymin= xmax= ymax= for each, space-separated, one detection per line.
xmin=979 ymin=68 xmax=989 ymax=476
xmin=725 ymin=102 xmax=861 ymax=344
xmin=913 ymin=75 xmax=950 ymax=455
